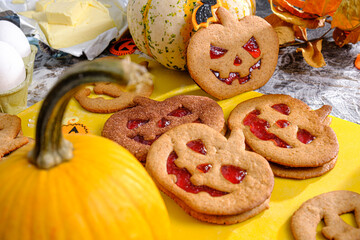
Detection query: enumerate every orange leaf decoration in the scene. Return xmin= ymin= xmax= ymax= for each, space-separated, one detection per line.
xmin=272 ymin=0 xmax=317 ymax=19
xmin=265 ymin=14 xmax=296 ymax=45
xmin=355 ymin=54 xmax=360 ymax=70
xmin=273 ymin=0 xmax=342 ymax=18
xmin=302 ymin=0 xmax=342 ymax=17
xmin=333 ymin=26 xmax=360 ymax=47
xmin=296 ymin=39 xmax=326 ymax=68
xmin=331 ymin=0 xmax=360 ymax=31
xmin=294 ymin=25 xmax=308 ymax=41
xmin=269 ymin=0 xmax=326 ymax=29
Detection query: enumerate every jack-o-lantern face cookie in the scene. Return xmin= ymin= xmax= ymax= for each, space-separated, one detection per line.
xmin=102 ymin=95 xmax=225 ymax=163
xmin=228 ymin=94 xmax=339 ymax=170
xmin=146 ymin=123 xmax=274 ymax=224
xmin=291 ymin=190 xmax=360 ymax=240
xmin=0 ymin=113 xmax=29 ymax=159
xmin=187 ymin=7 xmax=279 ymax=100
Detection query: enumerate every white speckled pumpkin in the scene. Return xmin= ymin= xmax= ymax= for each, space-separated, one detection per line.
xmin=127 ymin=0 xmax=256 ymax=71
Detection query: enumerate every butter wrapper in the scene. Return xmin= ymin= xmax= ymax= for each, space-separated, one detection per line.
xmin=0 ymin=0 xmax=128 ymax=60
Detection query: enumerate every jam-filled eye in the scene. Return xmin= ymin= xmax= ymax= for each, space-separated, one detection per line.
xmin=242 ymin=37 xmax=261 ymax=58
xmin=210 ymin=44 xmax=228 ymax=59
xmin=272 ymin=103 xmax=291 ymax=115
xmin=221 ymin=165 xmax=247 ymax=184
xmin=187 ymin=139 xmax=207 ymax=155
xmin=127 ymin=119 xmax=149 ymax=129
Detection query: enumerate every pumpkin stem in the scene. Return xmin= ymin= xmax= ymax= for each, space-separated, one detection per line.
xmin=28 ymin=57 xmax=153 ymax=169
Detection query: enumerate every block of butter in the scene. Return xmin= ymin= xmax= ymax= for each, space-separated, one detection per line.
xmin=46 ymin=1 xmax=85 ymax=25
xmin=36 ymin=0 xmax=54 ymax=12
xmin=19 ymin=0 xmax=115 ymax=49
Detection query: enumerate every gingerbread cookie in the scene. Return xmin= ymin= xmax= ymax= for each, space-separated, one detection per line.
xmin=146 ymin=123 xmax=274 ymax=224
xmin=228 ymin=94 xmax=339 ymax=179
xmin=187 ymin=7 xmax=279 ymax=100
xmin=228 ymin=95 xmax=338 ymax=166
xmin=102 ymin=95 xmax=225 ymax=163
xmin=269 ymin=157 xmax=337 ymax=180
xmin=291 ymin=190 xmax=360 ymax=240
xmin=74 ymin=57 xmax=153 ymax=113
xmin=74 ymin=81 xmax=153 ymax=113
xmin=0 ymin=113 xmax=29 ymax=159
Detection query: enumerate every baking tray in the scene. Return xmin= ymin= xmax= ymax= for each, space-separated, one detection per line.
xmin=18 ymin=55 xmax=360 ymax=240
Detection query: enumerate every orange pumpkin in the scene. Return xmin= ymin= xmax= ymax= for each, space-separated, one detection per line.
xmin=0 ymin=58 xmax=171 ymax=240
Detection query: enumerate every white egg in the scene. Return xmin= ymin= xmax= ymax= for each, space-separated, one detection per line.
xmin=0 ymin=20 xmax=31 ymax=58
xmin=0 ymin=41 xmax=26 ymax=94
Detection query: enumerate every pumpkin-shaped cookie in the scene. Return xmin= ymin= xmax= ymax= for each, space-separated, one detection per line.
xmin=146 ymin=123 xmax=274 ymax=224
xmin=228 ymin=94 xmax=339 ymax=168
xmin=102 ymin=95 xmax=225 ymax=163
xmin=187 ymin=7 xmax=279 ymax=99
xmin=291 ymin=190 xmax=360 ymax=240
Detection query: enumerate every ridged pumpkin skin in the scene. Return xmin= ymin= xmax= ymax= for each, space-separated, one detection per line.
xmin=127 ymin=0 xmax=256 ymax=71
xmin=0 ymin=134 xmax=170 ymax=240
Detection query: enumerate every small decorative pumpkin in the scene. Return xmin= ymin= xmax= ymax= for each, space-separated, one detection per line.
xmin=127 ymin=0 xmax=255 ymax=71
xmin=0 ymin=59 xmax=171 ymax=240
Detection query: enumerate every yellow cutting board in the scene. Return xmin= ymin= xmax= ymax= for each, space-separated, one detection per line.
xmin=18 ymin=55 xmax=360 ymax=240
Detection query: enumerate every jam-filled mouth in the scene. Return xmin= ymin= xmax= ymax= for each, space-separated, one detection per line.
xmin=211 ymin=59 xmax=261 ymax=85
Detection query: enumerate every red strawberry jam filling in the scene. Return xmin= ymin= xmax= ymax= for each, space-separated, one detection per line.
xmin=158 ymin=118 xmax=171 ymax=128
xmin=186 ymin=139 xmax=207 ymax=155
xmin=276 ymin=120 xmax=290 ymax=128
xmin=168 ymin=107 xmax=192 ymax=117
xmin=211 ymin=60 xmax=261 ymax=85
xmin=234 ymin=56 xmax=242 ymax=66
xmin=271 ymin=103 xmax=291 ymax=115
xmin=131 ymin=134 xmax=161 ymax=145
xmin=193 ymin=118 xmax=203 ymax=123
xmin=297 ymin=129 xmax=315 ymax=144
xmin=221 ymin=165 xmax=247 ymax=184
xmin=210 ymin=45 xmax=228 ymax=59
xmin=167 ymin=151 xmax=228 ymax=197
xmin=196 ymin=163 xmax=212 ymax=173
xmin=242 ymin=37 xmax=261 ymax=58
xmin=243 ymin=110 xmax=292 ymax=148
xmin=127 ymin=119 xmax=149 ymax=129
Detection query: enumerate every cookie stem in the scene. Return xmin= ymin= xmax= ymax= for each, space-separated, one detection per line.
xmin=28 ymin=58 xmax=148 ymax=169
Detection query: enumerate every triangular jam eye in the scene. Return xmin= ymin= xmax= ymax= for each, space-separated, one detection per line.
xmin=210 ymin=44 xmax=228 ymax=59
xmin=186 ymin=139 xmax=207 ymax=155
xmin=221 ymin=165 xmax=247 ymax=184
xmin=234 ymin=56 xmax=242 ymax=66
xmin=242 ymin=37 xmax=261 ymax=58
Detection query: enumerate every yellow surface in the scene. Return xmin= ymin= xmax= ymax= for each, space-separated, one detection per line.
xmin=20 ymin=0 xmax=115 ymax=49
xmin=18 ymin=55 xmax=360 ymax=239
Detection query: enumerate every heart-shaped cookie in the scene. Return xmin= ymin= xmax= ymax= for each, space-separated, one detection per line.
xmin=146 ymin=123 xmax=274 ymax=224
